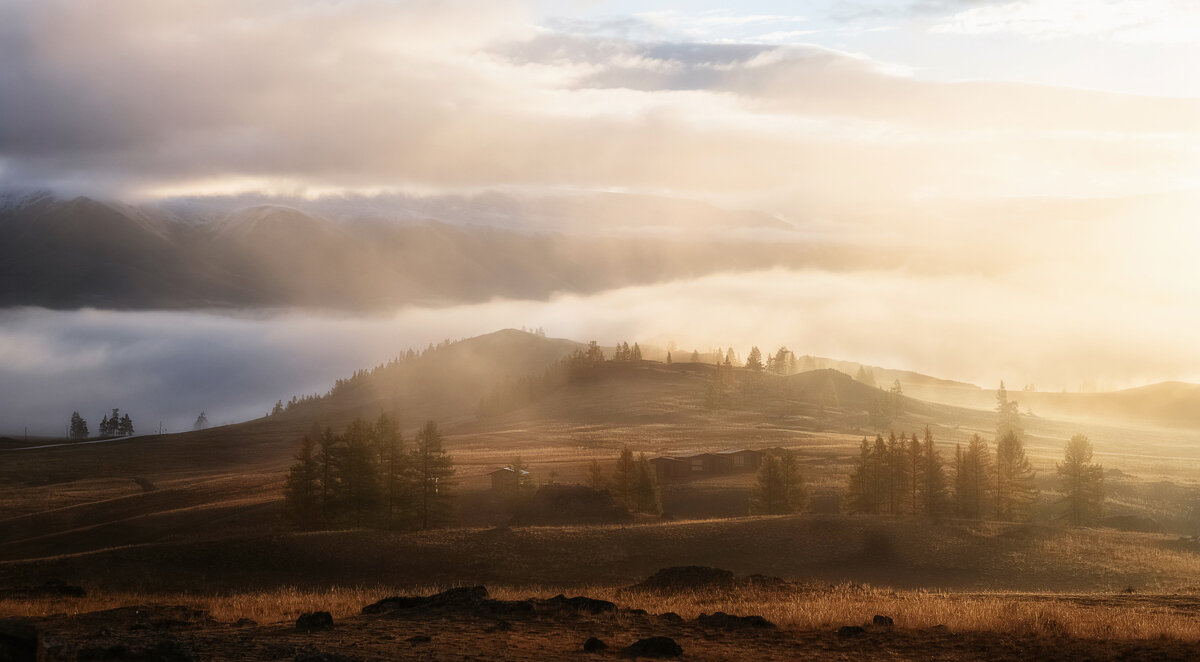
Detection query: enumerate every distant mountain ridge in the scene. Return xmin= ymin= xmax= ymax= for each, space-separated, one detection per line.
xmin=0 ymin=191 xmax=847 ymax=310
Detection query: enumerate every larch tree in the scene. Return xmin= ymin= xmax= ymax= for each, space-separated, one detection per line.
xmin=751 ymin=450 xmax=807 ymax=515
xmin=340 ymin=418 xmax=381 ymax=528
xmin=994 ymin=430 xmax=1037 ymax=521
xmin=632 ymin=453 xmax=662 ymax=515
xmin=413 ymin=420 xmax=455 ymax=529
xmin=630 ymin=343 xmax=643 ymax=361
xmin=1057 ymin=434 xmax=1104 ymax=525
xmin=908 ymin=432 xmax=923 ymax=515
xmin=69 ymin=412 xmax=89 ymax=439
xmin=745 ymin=346 xmax=764 ymax=372
xmin=887 ymin=431 xmax=911 ymax=515
xmin=847 ymin=437 xmax=880 ymax=514
xmin=284 ymin=434 xmax=321 ymax=528
xmin=612 ymin=445 xmax=636 ymax=508
xmin=955 ymin=434 xmax=993 ymax=519
xmin=922 ymin=426 xmax=948 ymax=517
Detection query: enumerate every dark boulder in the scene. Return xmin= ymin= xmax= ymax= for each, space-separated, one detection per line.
xmin=0 ymin=618 xmax=37 ymax=662
xmin=630 ymin=566 xmax=735 ymax=592
xmin=583 ymin=637 xmax=608 ymax=653
xmin=872 ymin=614 xmax=894 ymax=627
xmin=296 ymin=611 xmax=334 ymax=632
xmin=657 ymin=612 xmax=683 ymax=623
xmin=362 ymin=586 xmax=488 ymax=614
xmin=696 ymin=612 xmax=775 ymax=629
xmin=541 ymin=594 xmax=617 ymax=615
xmin=621 ymin=636 xmax=682 ymax=658
xmin=838 ymin=625 xmax=866 ymax=638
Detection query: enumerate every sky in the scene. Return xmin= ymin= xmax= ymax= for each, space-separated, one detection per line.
xmin=2 ymin=0 xmax=1200 ymax=432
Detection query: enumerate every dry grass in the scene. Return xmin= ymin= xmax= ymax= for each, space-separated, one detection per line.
xmin=4 ymin=584 xmax=1199 ymax=641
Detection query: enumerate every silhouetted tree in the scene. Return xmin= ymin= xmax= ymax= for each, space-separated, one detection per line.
xmin=886 ymin=431 xmax=910 ymax=515
xmin=413 ymin=420 xmax=454 ymax=529
xmin=632 ymin=453 xmax=661 ymax=515
xmin=690 ymin=350 xmax=700 ymax=363
xmin=745 ymin=346 xmax=764 ymax=372
xmin=271 ymin=400 xmax=285 ymax=416
xmin=907 ymin=431 xmax=923 ymax=515
xmin=99 ymin=414 xmax=110 ymax=438
xmin=69 ymin=412 xmax=88 ymax=439
xmin=284 ymin=435 xmax=321 ymax=528
xmin=612 ymin=445 xmax=636 ymax=508
xmin=586 ymin=458 xmax=606 ymax=489
xmin=666 ymin=352 xmax=672 ymax=364
xmin=317 ymin=426 xmax=340 ymax=524
xmin=751 ymin=450 xmax=807 ymax=515
xmin=1057 ymin=434 xmax=1104 ymax=526
xmin=340 ymin=418 xmax=381 ymax=528
xmin=994 ymin=430 xmax=1037 ymax=521
xmin=631 ymin=343 xmax=642 ymax=361
xmin=193 ymin=411 xmax=209 ymax=431
xmin=377 ymin=413 xmax=411 ymax=527
xmin=847 ymin=437 xmax=881 ymax=514
xmin=955 ymin=434 xmax=992 ymax=519
xmin=921 ymin=426 xmax=948 ymax=517
xmin=118 ymin=413 xmax=133 ymax=436
xmin=995 ymin=381 xmax=1023 ymax=442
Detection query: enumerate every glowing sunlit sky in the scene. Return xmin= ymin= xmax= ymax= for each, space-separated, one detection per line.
xmin=3 ymin=0 xmax=1200 ymax=433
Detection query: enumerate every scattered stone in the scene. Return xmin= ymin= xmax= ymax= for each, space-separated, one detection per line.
xmin=583 ymin=637 xmax=608 ymax=653
xmin=657 ymin=612 xmax=683 ymax=623
xmin=621 ymin=636 xmax=683 ymax=659
xmin=541 ymin=594 xmax=617 ymax=614
xmin=407 ymin=635 xmax=432 ymax=644
xmin=0 ymin=618 xmax=37 ymax=662
xmin=630 ymin=566 xmax=735 ymax=592
xmin=838 ymin=625 xmax=866 ymax=638
xmin=232 ymin=618 xmax=257 ymax=628
xmin=296 ymin=611 xmax=334 ymax=633
xmin=294 ymin=649 xmax=361 ymax=662
xmin=696 ymin=612 xmax=776 ymax=629
xmin=872 ymin=614 xmax=894 ymax=627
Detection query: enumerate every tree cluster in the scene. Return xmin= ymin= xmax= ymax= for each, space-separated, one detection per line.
xmin=847 ymin=427 xmax=948 ymax=517
xmin=594 ymin=445 xmax=661 ymax=515
xmin=98 ymin=409 xmax=134 ymax=437
xmin=69 ymin=411 xmax=89 ymax=439
xmin=284 ymin=416 xmax=454 ymax=530
xmin=612 ymin=341 xmax=643 ymax=361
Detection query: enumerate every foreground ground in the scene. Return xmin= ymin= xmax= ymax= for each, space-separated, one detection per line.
xmin=4 ymin=582 xmax=1200 ymax=661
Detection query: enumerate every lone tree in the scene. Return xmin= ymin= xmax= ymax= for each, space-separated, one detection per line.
xmin=69 ymin=412 xmax=89 ymax=439
xmin=414 ymin=420 xmax=455 ymax=529
xmin=284 ymin=434 xmax=321 ymax=528
xmin=994 ymin=430 xmax=1037 ymax=521
xmin=193 ymin=412 xmax=209 ymax=430
xmin=118 ymin=413 xmax=134 ymax=436
xmin=1057 ymin=434 xmax=1104 ymax=525
xmin=745 ymin=346 xmax=764 ymax=372
xmin=751 ymin=450 xmax=807 ymax=515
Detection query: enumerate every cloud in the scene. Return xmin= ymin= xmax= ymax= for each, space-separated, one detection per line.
xmin=929 ymin=0 xmax=1200 ymax=44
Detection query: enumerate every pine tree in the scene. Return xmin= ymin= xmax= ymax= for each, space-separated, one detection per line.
xmin=99 ymin=414 xmax=110 ymax=438
xmin=118 ymin=413 xmax=133 ymax=436
xmin=666 ymin=352 xmax=672 ymax=364
xmin=284 ymin=435 xmax=321 ymax=528
xmin=922 ymin=426 xmax=948 ymax=517
xmin=995 ymin=381 xmax=1023 ymax=442
xmin=994 ymin=430 xmax=1037 ymax=521
xmin=745 ymin=346 xmax=764 ymax=372
xmin=612 ymin=445 xmax=636 ymax=508
xmin=690 ymin=350 xmax=700 ymax=363
xmin=908 ymin=431 xmax=923 ymax=515
xmin=952 ymin=443 xmax=966 ymax=517
xmin=69 ymin=412 xmax=89 ymax=439
xmin=871 ymin=434 xmax=889 ymax=513
xmin=886 ymin=431 xmax=911 ymax=515
xmin=340 ymin=418 xmax=381 ymax=528
xmin=955 ymin=434 xmax=992 ymax=519
xmin=773 ymin=347 xmax=792 ymax=375
xmin=631 ymin=343 xmax=642 ymax=361
xmin=193 ymin=411 xmax=209 ymax=431
xmin=632 ymin=453 xmax=661 ymax=515
xmin=847 ymin=437 xmax=880 ymax=514
xmin=376 ymin=413 xmax=411 ymax=528
xmin=272 ymin=400 xmax=285 ymax=416
xmin=1057 ymin=434 xmax=1104 ymax=525
xmin=586 ymin=458 xmax=606 ymax=489
xmin=855 ymin=365 xmax=877 ymax=387
xmin=752 ymin=450 xmax=807 ymax=515
xmin=413 ymin=420 xmax=455 ymax=529
xmin=317 ymin=426 xmax=340 ymax=525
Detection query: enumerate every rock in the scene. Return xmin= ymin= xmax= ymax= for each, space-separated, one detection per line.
xmin=630 ymin=566 xmax=735 ymax=592
xmin=294 ymin=650 xmax=361 ymax=662
xmin=696 ymin=612 xmax=775 ymax=629
xmin=296 ymin=611 xmax=334 ymax=632
xmin=232 ymin=618 xmax=257 ymax=628
xmin=838 ymin=625 xmax=866 ymax=638
xmin=541 ymin=594 xmax=617 ymax=614
xmin=0 ymin=618 xmax=37 ymax=662
xmin=657 ymin=612 xmax=683 ymax=623
xmin=621 ymin=636 xmax=683 ymax=658
xmin=407 ymin=635 xmax=432 ymax=644
xmin=362 ymin=586 xmax=488 ymax=614
xmin=583 ymin=637 xmax=608 ymax=653
xmin=872 ymin=614 xmax=894 ymax=627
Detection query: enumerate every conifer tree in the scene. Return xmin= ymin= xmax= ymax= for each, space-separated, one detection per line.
xmin=994 ymin=430 xmax=1037 ymax=521
xmin=847 ymin=437 xmax=880 ymax=514
xmin=691 ymin=350 xmax=700 ymax=363
xmin=995 ymin=381 xmax=1023 ymax=442
xmin=413 ymin=420 xmax=455 ymax=529
xmin=69 ymin=412 xmax=89 ymax=439
xmin=631 ymin=343 xmax=642 ymax=361
xmin=632 ymin=453 xmax=661 ymax=515
xmin=340 ymin=418 xmax=381 ymax=528
xmin=871 ymin=433 xmax=889 ymax=513
xmin=922 ymin=426 xmax=948 ymax=516
xmin=908 ymin=431 xmax=923 ymax=515
xmin=317 ymin=426 xmax=340 ymax=524
xmin=193 ymin=412 xmax=209 ymax=431
xmin=745 ymin=346 xmax=764 ymax=371
xmin=666 ymin=351 xmax=672 ymax=364
xmin=752 ymin=450 xmax=807 ymax=514
xmin=1057 ymin=434 xmax=1104 ymax=525
xmin=955 ymin=434 xmax=992 ymax=519
xmin=376 ymin=413 xmax=411 ymax=527
xmin=586 ymin=458 xmax=606 ymax=489
xmin=99 ymin=414 xmax=110 ymax=438
xmin=886 ymin=431 xmax=911 ymax=515
xmin=284 ymin=434 xmax=321 ymax=528
xmin=612 ymin=445 xmax=636 ymax=508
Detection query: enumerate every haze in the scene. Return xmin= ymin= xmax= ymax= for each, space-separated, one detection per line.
xmin=3 ymin=0 xmax=1200 ymax=431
